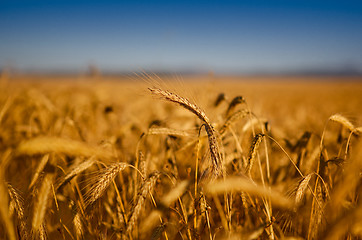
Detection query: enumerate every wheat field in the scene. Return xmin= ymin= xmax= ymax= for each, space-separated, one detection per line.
xmin=0 ymin=74 xmax=361 ymax=240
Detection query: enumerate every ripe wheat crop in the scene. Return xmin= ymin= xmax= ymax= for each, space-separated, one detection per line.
xmin=0 ymin=74 xmax=361 ymax=239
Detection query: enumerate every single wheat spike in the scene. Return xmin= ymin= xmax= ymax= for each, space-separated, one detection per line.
xmin=73 ymin=213 xmax=83 ymax=239
xmin=127 ymin=171 xmax=161 ymax=235
xmin=214 ymin=93 xmax=226 ymax=107
xmin=138 ymin=150 xmax=147 ymax=180
xmin=29 ymin=154 xmax=49 ymax=189
xmin=57 ymin=157 xmax=97 ymax=189
xmin=151 ymin=223 xmax=167 ymax=240
xmin=204 ymin=177 xmax=293 ymax=209
xmin=84 ymin=162 xmax=129 ymax=207
xmin=0 ymin=181 xmax=16 ymax=240
xmin=32 ymin=173 xmax=54 ymax=233
xmin=329 ymin=114 xmax=355 ymax=132
xmin=245 ymin=133 xmax=264 ymax=176
xmin=148 ymin=87 xmax=211 ymax=124
xmin=225 ymin=96 xmax=245 ymax=117
xmin=38 ymin=224 xmax=47 ymax=240
xmin=295 ymin=173 xmax=313 ymax=208
xmin=0 ymin=149 xmax=16 ymax=240
xmin=7 ymin=183 xmax=28 ymax=240
xmin=219 ymin=109 xmax=249 ymax=135
xmin=149 ymin=87 xmax=223 ymax=177
xmin=147 ymin=127 xmax=193 ymax=137
xmin=17 ymin=136 xmax=112 ymax=159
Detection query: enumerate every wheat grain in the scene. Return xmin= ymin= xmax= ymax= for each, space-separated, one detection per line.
xmin=84 ymin=162 xmax=129 ymax=207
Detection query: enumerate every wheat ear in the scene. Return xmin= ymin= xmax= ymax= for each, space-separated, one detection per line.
xmin=127 ymin=171 xmax=161 ymax=235
xmin=204 ymin=177 xmax=293 ymax=208
xmin=225 ymin=96 xmax=245 ymax=117
xmin=0 ymin=149 xmax=16 ymax=240
xmin=84 ymin=162 xmax=129 ymax=207
xmin=329 ymin=114 xmax=355 ymax=132
xmin=29 ymin=154 xmax=49 ymax=189
xmin=219 ymin=109 xmax=249 ymax=135
xmin=57 ymin=157 xmax=97 ymax=189
xmin=73 ymin=212 xmax=83 ymax=239
xmin=32 ymin=173 xmax=54 ymax=233
xmin=7 ymin=183 xmax=28 ymax=240
xmin=245 ymin=133 xmax=264 ymax=176
xmin=149 ymin=87 xmax=223 ymax=177
xmin=295 ymin=173 xmax=313 ymax=208
xmin=214 ymin=92 xmax=226 ymax=107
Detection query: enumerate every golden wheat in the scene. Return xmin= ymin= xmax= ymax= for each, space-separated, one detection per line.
xmin=0 ymin=77 xmax=361 ymax=239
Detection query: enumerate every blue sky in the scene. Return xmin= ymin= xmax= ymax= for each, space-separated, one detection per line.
xmin=1 ymin=0 xmax=362 ymax=74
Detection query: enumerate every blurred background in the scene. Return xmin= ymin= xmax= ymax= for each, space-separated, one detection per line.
xmin=1 ymin=0 xmax=362 ymax=76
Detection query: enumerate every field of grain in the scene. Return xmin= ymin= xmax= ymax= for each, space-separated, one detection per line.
xmin=0 ymin=74 xmax=361 ymax=240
